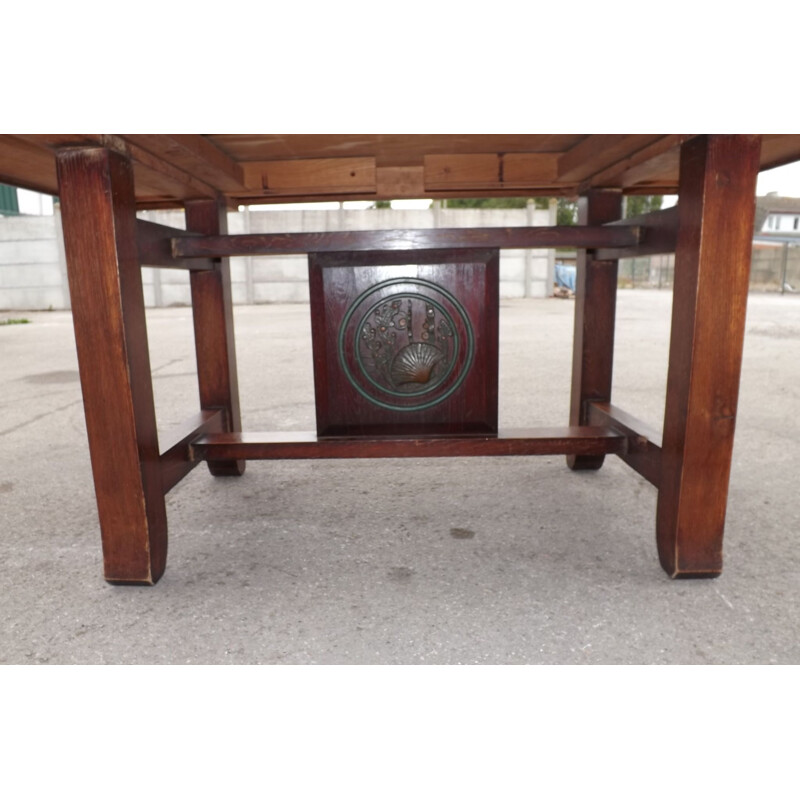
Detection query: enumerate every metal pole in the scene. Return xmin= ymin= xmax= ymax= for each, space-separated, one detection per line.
xmin=780 ymin=241 xmax=789 ymax=294
xmin=524 ymin=200 xmax=534 ymax=298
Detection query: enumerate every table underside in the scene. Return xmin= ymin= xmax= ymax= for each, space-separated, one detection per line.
xmin=48 ymin=135 xmax=762 ymax=584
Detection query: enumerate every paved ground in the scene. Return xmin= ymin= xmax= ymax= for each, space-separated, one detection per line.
xmin=1 ymin=290 xmax=798 ymax=664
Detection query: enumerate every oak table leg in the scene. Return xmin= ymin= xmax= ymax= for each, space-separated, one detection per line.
xmin=567 ymin=190 xmax=622 ymax=471
xmin=185 ymin=198 xmax=246 ymax=477
xmin=657 ymin=134 xmax=761 ymax=577
xmin=57 ymin=147 xmax=167 ymax=584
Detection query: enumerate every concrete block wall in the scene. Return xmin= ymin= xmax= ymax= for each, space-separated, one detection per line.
xmin=0 ymin=214 xmax=69 ymax=310
xmin=1 ymin=205 xmax=557 ymax=310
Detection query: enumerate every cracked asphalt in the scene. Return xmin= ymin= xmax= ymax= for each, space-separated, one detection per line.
xmin=1 ymin=291 xmax=798 ymax=664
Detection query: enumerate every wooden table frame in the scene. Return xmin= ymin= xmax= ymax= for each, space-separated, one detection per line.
xmin=54 ymin=134 xmax=761 ymax=584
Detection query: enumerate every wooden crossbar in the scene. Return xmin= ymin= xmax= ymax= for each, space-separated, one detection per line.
xmin=189 ymin=427 xmax=627 ymax=461
xmin=170 ymin=225 xmax=642 ymax=259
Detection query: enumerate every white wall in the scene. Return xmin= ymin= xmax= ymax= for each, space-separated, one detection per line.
xmin=1 ymin=205 xmax=557 ymax=310
xmin=0 ymin=214 xmax=68 ymax=309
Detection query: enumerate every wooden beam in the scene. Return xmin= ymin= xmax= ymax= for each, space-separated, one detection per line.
xmin=185 ymin=197 xmax=246 ymax=478
xmin=567 ymin=190 xmax=622 ymax=471
xmin=160 ymin=410 xmax=224 ymax=494
xmin=424 ymin=153 xmax=500 ymax=189
xmin=424 ymin=153 xmax=559 ymax=190
xmin=57 ymin=147 xmax=168 ymax=585
xmin=588 ymin=402 xmax=662 ymax=487
xmin=596 ymin=206 xmax=679 ymax=260
xmin=136 ymin=219 xmax=215 ymax=270
xmin=18 ymin=134 xmax=219 ymax=201
xmin=558 ymin=135 xmax=666 ymax=182
xmin=760 ymin=134 xmax=800 ymax=172
xmin=190 ymin=427 xmax=627 ymax=461
xmin=241 ymin=157 xmax=376 ymax=196
xmin=124 ymin=135 xmax=247 ymax=192
xmin=171 ymin=225 xmax=641 ymax=259
xmin=220 ymin=184 xmax=581 ymax=208
xmin=657 ymin=134 xmax=761 ymax=578
xmin=502 ymin=153 xmax=559 ymax=185
xmin=376 ymin=166 xmax=425 ymax=198
xmin=0 ymin=135 xmax=59 ymax=195
xmin=587 ymin=135 xmax=693 ymax=190
xmin=620 ymin=147 xmax=681 ymax=189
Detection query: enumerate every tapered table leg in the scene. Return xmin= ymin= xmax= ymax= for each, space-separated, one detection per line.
xmin=185 ymin=198 xmax=246 ymax=477
xmin=657 ymin=134 xmax=761 ymax=577
xmin=567 ymin=190 xmax=622 ymax=471
xmin=57 ymin=147 xmax=167 ymax=584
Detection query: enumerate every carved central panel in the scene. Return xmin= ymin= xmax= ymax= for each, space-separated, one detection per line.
xmin=308 ymin=249 xmax=499 ymax=437
xmin=340 ymin=279 xmax=474 ymax=412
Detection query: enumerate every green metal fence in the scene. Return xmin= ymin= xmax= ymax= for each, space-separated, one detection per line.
xmin=0 ymin=184 xmax=19 ymax=215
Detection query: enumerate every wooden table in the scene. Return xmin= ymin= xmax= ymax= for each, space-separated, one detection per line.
xmin=2 ymin=134 xmax=796 ymax=584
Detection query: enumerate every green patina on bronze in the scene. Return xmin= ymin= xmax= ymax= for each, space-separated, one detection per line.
xmin=338 ymin=277 xmax=474 ymax=412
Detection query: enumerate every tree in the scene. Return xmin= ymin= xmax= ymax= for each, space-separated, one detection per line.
xmin=624 ymin=195 xmax=663 ymax=218
xmin=557 ymin=198 xmax=577 ymax=226
xmin=443 ymin=197 xmax=530 ymax=209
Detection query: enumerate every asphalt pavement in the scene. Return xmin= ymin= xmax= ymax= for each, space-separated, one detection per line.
xmin=1 ymin=290 xmax=798 ymax=664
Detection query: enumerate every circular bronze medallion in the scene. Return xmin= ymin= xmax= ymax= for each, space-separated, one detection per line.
xmin=338 ymin=278 xmax=474 ymax=411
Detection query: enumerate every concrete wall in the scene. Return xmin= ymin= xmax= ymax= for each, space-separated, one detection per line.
xmin=0 ymin=204 xmax=557 ymax=310
xmin=0 ymin=213 xmax=69 ymax=310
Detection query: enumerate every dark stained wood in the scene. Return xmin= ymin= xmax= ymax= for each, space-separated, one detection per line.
xmin=56 ymin=147 xmax=168 ymax=585
xmin=185 ymin=197 xmax=246 ymax=477
xmin=588 ymin=402 xmax=662 ymax=488
xmin=567 ymin=190 xmax=623 ymax=471
xmin=596 ymin=206 xmax=679 ymax=260
xmin=6 ymin=134 xmax=792 ymax=584
xmin=657 ymin=134 xmax=761 ymax=578
xmin=160 ymin=410 xmax=225 ymax=494
xmin=309 ymin=249 xmax=499 ymax=437
xmin=172 ymin=225 xmax=641 ymax=259
xmin=191 ymin=427 xmax=626 ymax=461
xmin=136 ymin=219 xmax=215 ymax=271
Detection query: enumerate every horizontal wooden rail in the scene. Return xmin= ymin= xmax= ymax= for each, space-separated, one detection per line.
xmin=137 ymin=219 xmax=215 ymax=271
xmin=190 ymin=426 xmax=627 ymax=461
xmin=588 ymin=402 xmax=662 ymax=487
xmin=160 ymin=409 xmax=225 ymax=493
xmin=597 ymin=206 xmax=679 ymax=260
xmin=171 ymin=226 xmax=642 ymax=259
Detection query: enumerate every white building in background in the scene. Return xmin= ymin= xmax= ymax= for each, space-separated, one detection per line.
xmin=759 ymin=195 xmax=800 ymax=233
xmin=15 ymin=189 xmax=54 ymax=216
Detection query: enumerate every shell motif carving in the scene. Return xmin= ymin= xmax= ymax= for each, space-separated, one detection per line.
xmin=340 ymin=278 xmax=474 ymax=411
xmin=390 ymin=342 xmax=445 ymax=386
